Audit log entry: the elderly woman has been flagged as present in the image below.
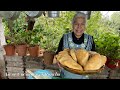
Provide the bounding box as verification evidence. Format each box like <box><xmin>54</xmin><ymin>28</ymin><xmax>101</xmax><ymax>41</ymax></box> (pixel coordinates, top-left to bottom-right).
<box><xmin>56</xmin><ymin>12</ymin><xmax>96</xmax><ymax>79</ymax></box>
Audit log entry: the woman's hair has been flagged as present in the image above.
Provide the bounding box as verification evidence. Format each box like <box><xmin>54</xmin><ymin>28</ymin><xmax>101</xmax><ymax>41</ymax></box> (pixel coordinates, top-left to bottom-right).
<box><xmin>72</xmin><ymin>12</ymin><xmax>87</xmax><ymax>25</ymax></box>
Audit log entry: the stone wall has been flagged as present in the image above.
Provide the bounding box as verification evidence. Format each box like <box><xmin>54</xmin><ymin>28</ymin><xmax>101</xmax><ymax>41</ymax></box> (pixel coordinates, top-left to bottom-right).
<box><xmin>0</xmin><ymin>55</ymin><xmax>120</xmax><ymax>79</ymax></box>
<box><xmin>3</xmin><ymin>55</ymin><xmax>44</xmax><ymax>79</ymax></box>
<box><xmin>108</xmin><ymin>68</ymin><xmax>120</xmax><ymax>79</ymax></box>
<box><xmin>89</xmin><ymin>66</ymin><xmax>110</xmax><ymax>79</ymax></box>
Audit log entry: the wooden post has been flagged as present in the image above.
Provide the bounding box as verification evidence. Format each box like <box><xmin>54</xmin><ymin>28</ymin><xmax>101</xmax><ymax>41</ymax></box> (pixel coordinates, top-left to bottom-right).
<box><xmin>26</xmin><ymin>16</ymin><xmax>35</xmax><ymax>31</ymax></box>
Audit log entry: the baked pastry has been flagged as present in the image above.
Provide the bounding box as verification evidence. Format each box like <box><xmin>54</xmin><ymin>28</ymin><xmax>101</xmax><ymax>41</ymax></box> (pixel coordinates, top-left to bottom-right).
<box><xmin>63</xmin><ymin>48</ymin><xmax>70</xmax><ymax>52</ymax></box>
<box><xmin>61</xmin><ymin>59</ymin><xmax>83</xmax><ymax>70</ymax></box>
<box><xmin>56</xmin><ymin>50</ymin><xmax>83</xmax><ymax>71</ymax></box>
<box><xmin>70</xmin><ymin>49</ymin><xmax>77</xmax><ymax>62</ymax></box>
<box><xmin>101</xmin><ymin>55</ymin><xmax>107</xmax><ymax>66</ymax></box>
<box><xmin>84</xmin><ymin>53</ymin><xmax>102</xmax><ymax>70</ymax></box>
<box><xmin>59</xmin><ymin>49</ymin><xmax>69</xmax><ymax>55</ymax></box>
<box><xmin>59</xmin><ymin>55</ymin><xmax>83</xmax><ymax>71</ymax></box>
<box><xmin>88</xmin><ymin>51</ymin><xmax>98</xmax><ymax>55</ymax></box>
<box><xmin>76</xmin><ymin>49</ymin><xmax>89</xmax><ymax>66</ymax></box>
<box><xmin>56</xmin><ymin>48</ymin><xmax>107</xmax><ymax>72</ymax></box>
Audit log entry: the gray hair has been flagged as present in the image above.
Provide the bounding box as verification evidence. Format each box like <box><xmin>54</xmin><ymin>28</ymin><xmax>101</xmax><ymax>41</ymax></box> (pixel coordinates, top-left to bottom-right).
<box><xmin>72</xmin><ymin>12</ymin><xmax>87</xmax><ymax>25</ymax></box>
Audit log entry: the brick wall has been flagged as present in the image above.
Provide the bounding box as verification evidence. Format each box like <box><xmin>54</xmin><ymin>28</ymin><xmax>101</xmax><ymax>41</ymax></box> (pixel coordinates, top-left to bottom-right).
<box><xmin>89</xmin><ymin>66</ymin><xmax>110</xmax><ymax>79</ymax></box>
<box><xmin>4</xmin><ymin>55</ymin><xmax>45</xmax><ymax>79</ymax></box>
<box><xmin>108</xmin><ymin>68</ymin><xmax>120</xmax><ymax>79</ymax></box>
<box><xmin>4</xmin><ymin>56</ymin><xmax>25</xmax><ymax>79</ymax></box>
<box><xmin>1</xmin><ymin>55</ymin><xmax>120</xmax><ymax>79</ymax></box>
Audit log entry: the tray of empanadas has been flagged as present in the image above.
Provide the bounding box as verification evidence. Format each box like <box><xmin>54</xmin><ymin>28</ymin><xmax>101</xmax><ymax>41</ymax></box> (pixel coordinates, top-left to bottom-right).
<box><xmin>55</xmin><ymin>49</ymin><xmax>107</xmax><ymax>75</ymax></box>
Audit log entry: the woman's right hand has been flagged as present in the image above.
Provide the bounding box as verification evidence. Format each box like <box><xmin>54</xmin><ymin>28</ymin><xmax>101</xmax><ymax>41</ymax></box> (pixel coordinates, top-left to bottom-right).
<box><xmin>53</xmin><ymin>55</ymin><xmax>57</xmax><ymax>64</ymax></box>
<box><xmin>53</xmin><ymin>55</ymin><xmax>63</xmax><ymax>69</ymax></box>
<box><xmin>57</xmin><ymin>62</ymin><xmax>63</xmax><ymax>69</ymax></box>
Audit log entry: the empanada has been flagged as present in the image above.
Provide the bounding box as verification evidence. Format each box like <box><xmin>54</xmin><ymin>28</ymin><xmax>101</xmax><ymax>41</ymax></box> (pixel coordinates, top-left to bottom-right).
<box><xmin>88</xmin><ymin>51</ymin><xmax>98</xmax><ymax>55</ymax></box>
<box><xmin>56</xmin><ymin>52</ymin><xmax>83</xmax><ymax>71</ymax></box>
<box><xmin>70</xmin><ymin>49</ymin><xmax>77</xmax><ymax>62</ymax></box>
<box><xmin>58</xmin><ymin>50</ymin><xmax>70</xmax><ymax>56</ymax></box>
<box><xmin>63</xmin><ymin>48</ymin><xmax>70</xmax><ymax>52</ymax></box>
<box><xmin>76</xmin><ymin>49</ymin><xmax>89</xmax><ymax>66</ymax></box>
<box><xmin>84</xmin><ymin>54</ymin><xmax>102</xmax><ymax>70</ymax></box>
<box><xmin>62</xmin><ymin>59</ymin><xmax>83</xmax><ymax>70</ymax></box>
<box><xmin>101</xmin><ymin>55</ymin><xmax>107</xmax><ymax>66</ymax></box>
<box><xmin>60</xmin><ymin>55</ymin><xmax>83</xmax><ymax>71</ymax></box>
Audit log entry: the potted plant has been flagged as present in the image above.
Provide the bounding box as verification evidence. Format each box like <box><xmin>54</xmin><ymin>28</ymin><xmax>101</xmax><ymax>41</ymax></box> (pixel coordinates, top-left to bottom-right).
<box><xmin>42</xmin><ymin>38</ymin><xmax>56</xmax><ymax>66</ymax></box>
<box><xmin>27</xmin><ymin>30</ymin><xmax>40</xmax><ymax>57</ymax></box>
<box><xmin>14</xmin><ymin>30</ymin><xmax>28</xmax><ymax>56</ymax></box>
<box><xmin>95</xmin><ymin>32</ymin><xmax>120</xmax><ymax>69</ymax></box>
<box><xmin>4</xmin><ymin>32</ymin><xmax>15</xmax><ymax>56</ymax></box>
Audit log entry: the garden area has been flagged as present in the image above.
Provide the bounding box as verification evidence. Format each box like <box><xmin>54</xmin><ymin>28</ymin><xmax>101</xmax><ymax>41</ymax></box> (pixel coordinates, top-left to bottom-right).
<box><xmin>3</xmin><ymin>11</ymin><xmax>120</xmax><ymax>59</ymax></box>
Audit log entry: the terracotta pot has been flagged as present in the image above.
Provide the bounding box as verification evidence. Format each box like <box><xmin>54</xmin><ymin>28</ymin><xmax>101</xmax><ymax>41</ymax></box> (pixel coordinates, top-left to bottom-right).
<box><xmin>43</xmin><ymin>51</ymin><xmax>55</xmax><ymax>65</ymax></box>
<box><xmin>16</xmin><ymin>44</ymin><xmax>27</xmax><ymax>56</ymax></box>
<box><xmin>4</xmin><ymin>45</ymin><xmax>15</xmax><ymax>56</ymax></box>
<box><xmin>28</xmin><ymin>45</ymin><xmax>39</xmax><ymax>57</ymax></box>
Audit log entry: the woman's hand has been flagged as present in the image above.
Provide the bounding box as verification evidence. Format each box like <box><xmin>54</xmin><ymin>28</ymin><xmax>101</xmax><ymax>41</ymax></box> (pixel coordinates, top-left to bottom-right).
<box><xmin>57</xmin><ymin>62</ymin><xmax>63</xmax><ymax>69</ymax></box>
<box><xmin>53</xmin><ymin>55</ymin><xmax>63</xmax><ymax>69</ymax></box>
<box><xmin>53</xmin><ymin>55</ymin><xmax>57</xmax><ymax>64</ymax></box>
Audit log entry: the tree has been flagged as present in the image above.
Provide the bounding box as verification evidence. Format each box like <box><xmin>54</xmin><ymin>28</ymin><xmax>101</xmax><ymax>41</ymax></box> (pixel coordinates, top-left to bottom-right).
<box><xmin>86</xmin><ymin>11</ymin><xmax>102</xmax><ymax>38</ymax></box>
<box><xmin>34</xmin><ymin>11</ymin><xmax>76</xmax><ymax>52</ymax></box>
<box><xmin>110</xmin><ymin>12</ymin><xmax>120</xmax><ymax>30</ymax></box>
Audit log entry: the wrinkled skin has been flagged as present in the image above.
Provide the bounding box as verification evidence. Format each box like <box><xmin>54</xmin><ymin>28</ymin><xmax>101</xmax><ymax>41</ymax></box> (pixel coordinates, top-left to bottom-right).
<box><xmin>73</xmin><ymin>17</ymin><xmax>86</xmax><ymax>38</ymax></box>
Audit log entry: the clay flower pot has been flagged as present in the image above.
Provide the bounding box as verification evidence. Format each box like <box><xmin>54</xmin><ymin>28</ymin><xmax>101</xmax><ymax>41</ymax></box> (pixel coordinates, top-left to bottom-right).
<box><xmin>16</xmin><ymin>44</ymin><xmax>28</xmax><ymax>56</ymax></box>
<box><xmin>4</xmin><ymin>44</ymin><xmax>15</xmax><ymax>56</ymax></box>
<box><xmin>28</xmin><ymin>45</ymin><xmax>39</xmax><ymax>57</ymax></box>
<box><xmin>43</xmin><ymin>51</ymin><xmax>55</xmax><ymax>66</ymax></box>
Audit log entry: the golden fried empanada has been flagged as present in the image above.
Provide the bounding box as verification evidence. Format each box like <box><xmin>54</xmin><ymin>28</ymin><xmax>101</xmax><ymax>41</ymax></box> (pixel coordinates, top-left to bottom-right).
<box><xmin>60</xmin><ymin>55</ymin><xmax>83</xmax><ymax>71</ymax></box>
<box><xmin>101</xmin><ymin>55</ymin><xmax>107</xmax><ymax>66</ymax></box>
<box><xmin>62</xmin><ymin>59</ymin><xmax>83</xmax><ymax>70</ymax></box>
<box><xmin>84</xmin><ymin>54</ymin><xmax>102</xmax><ymax>70</ymax></box>
<box><xmin>56</xmin><ymin>52</ymin><xmax>83</xmax><ymax>71</ymax></box>
<box><xmin>59</xmin><ymin>50</ymin><xmax>69</xmax><ymax>56</ymax></box>
<box><xmin>76</xmin><ymin>49</ymin><xmax>89</xmax><ymax>66</ymax></box>
<box><xmin>63</xmin><ymin>48</ymin><xmax>70</xmax><ymax>52</ymax></box>
<box><xmin>88</xmin><ymin>51</ymin><xmax>98</xmax><ymax>55</ymax></box>
<box><xmin>70</xmin><ymin>49</ymin><xmax>77</xmax><ymax>62</ymax></box>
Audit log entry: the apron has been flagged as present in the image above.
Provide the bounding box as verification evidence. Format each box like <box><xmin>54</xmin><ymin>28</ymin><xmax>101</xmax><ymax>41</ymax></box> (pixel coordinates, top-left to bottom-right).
<box><xmin>61</xmin><ymin>32</ymin><xmax>93</xmax><ymax>79</ymax></box>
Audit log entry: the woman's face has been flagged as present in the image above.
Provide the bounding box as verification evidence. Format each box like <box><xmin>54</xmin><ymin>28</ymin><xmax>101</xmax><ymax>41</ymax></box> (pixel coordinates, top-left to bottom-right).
<box><xmin>73</xmin><ymin>17</ymin><xmax>86</xmax><ymax>38</ymax></box>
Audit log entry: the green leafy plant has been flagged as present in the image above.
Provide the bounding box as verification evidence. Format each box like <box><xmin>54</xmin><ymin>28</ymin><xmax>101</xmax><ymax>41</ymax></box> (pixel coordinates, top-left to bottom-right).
<box><xmin>95</xmin><ymin>32</ymin><xmax>120</xmax><ymax>59</ymax></box>
<box><xmin>35</xmin><ymin>11</ymin><xmax>75</xmax><ymax>52</ymax></box>
<box><xmin>2</xmin><ymin>12</ymin><xmax>27</xmax><ymax>46</ymax></box>
<box><xmin>86</xmin><ymin>11</ymin><xmax>120</xmax><ymax>60</ymax></box>
<box><xmin>14</xmin><ymin>30</ymin><xmax>28</xmax><ymax>45</ymax></box>
<box><xmin>27</xmin><ymin>29</ymin><xmax>41</xmax><ymax>47</ymax></box>
<box><xmin>5</xmin><ymin>31</ymin><xmax>15</xmax><ymax>45</ymax></box>
<box><xmin>6</xmin><ymin>39</ymin><xmax>12</xmax><ymax>45</ymax></box>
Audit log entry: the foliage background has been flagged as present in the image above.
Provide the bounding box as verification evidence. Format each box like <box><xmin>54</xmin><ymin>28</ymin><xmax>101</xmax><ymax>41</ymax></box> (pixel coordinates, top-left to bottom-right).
<box><xmin>2</xmin><ymin>11</ymin><xmax>120</xmax><ymax>59</ymax></box>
